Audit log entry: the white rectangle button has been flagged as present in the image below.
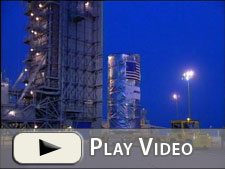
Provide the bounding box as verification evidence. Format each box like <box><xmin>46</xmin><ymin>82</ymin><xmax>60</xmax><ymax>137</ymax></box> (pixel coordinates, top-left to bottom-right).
<box><xmin>13</xmin><ymin>132</ymin><xmax>82</xmax><ymax>164</ymax></box>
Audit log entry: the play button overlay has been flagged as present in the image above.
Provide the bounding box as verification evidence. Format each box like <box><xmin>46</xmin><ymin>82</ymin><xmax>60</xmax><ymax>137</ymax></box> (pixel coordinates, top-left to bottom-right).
<box><xmin>39</xmin><ymin>139</ymin><xmax>61</xmax><ymax>156</ymax></box>
<box><xmin>13</xmin><ymin>132</ymin><xmax>82</xmax><ymax>164</ymax></box>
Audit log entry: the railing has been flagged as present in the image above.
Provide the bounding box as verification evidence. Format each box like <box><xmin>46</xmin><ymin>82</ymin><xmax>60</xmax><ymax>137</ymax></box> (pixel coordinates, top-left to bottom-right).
<box><xmin>17</xmin><ymin>56</ymin><xmax>46</xmax><ymax>104</ymax></box>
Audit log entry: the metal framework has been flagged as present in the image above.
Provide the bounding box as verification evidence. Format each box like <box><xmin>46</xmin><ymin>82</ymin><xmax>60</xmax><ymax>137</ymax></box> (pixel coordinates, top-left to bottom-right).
<box><xmin>1</xmin><ymin>1</ymin><xmax>103</xmax><ymax>128</ymax></box>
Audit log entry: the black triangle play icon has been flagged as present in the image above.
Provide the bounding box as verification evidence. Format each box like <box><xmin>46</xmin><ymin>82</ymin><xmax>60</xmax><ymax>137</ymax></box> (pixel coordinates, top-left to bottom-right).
<box><xmin>39</xmin><ymin>139</ymin><xmax>61</xmax><ymax>156</ymax></box>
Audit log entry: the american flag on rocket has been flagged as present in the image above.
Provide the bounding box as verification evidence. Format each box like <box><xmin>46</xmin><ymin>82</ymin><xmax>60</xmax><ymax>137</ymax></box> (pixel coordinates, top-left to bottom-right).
<box><xmin>126</xmin><ymin>62</ymin><xmax>141</xmax><ymax>81</ymax></box>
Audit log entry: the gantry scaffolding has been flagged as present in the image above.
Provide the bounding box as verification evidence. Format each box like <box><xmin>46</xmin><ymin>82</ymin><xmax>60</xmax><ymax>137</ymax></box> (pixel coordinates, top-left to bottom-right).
<box><xmin>1</xmin><ymin>1</ymin><xmax>103</xmax><ymax>128</ymax></box>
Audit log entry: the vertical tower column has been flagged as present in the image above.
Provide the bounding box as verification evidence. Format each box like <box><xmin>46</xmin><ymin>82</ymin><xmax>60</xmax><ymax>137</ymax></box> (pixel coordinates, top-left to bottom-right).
<box><xmin>108</xmin><ymin>54</ymin><xmax>141</xmax><ymax>128</ymax></box>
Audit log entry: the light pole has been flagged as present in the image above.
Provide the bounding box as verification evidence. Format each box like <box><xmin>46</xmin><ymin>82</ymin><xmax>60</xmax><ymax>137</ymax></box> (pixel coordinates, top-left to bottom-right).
<box><xmin>182</xmin><ymin>70</ymin><xmax>194</xmax><ymax>119</ymax></box>
<box><xmin>172</xmin><ymin>93</ymin><xmax>180</xmax><ymax>120</ymax></box>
